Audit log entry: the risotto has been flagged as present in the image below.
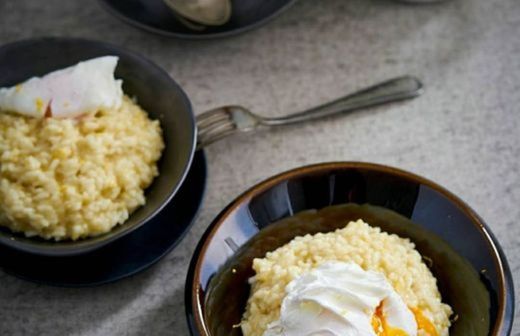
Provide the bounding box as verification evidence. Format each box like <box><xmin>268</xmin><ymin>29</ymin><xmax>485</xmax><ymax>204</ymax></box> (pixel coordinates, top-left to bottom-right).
<box><xmin>0</xmin><ymin>96</ymin><xmax>164</xmax><ymax>240</ymax></box>
<box><xmin>241</xmin><ymin>220</ymin><xmax>453</xmax><ymax>336</ymax></box>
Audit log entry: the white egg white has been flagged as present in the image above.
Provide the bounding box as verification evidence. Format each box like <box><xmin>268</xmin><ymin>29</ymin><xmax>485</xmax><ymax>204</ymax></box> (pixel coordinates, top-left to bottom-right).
<box><xmin>264</xmin><ymin>262</ymin><xmax>418</xmax><ymax>336</ymax></box>
<box><xmin>0</xmin><ymin>56</ymin><xmax>123</xmax><ymax>118</ymax></box>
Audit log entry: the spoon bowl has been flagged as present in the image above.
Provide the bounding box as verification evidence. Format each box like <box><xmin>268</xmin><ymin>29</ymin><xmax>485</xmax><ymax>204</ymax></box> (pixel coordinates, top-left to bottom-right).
<box><xmin>163</xmin><ymin>0</ymin><xmax>231</xmax><ymax>26</ymax></box>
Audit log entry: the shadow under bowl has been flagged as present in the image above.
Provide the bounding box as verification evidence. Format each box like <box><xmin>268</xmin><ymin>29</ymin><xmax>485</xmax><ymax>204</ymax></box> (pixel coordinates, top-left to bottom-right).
<box><xmin>0</xmin><ymin>37</ymin><xmax>196</xmax><ymax>256</ymax></box>
<box><xmin>187</xmin><ymin>162</ymin><xmax>514</xmax><ymax>336</ymax></box>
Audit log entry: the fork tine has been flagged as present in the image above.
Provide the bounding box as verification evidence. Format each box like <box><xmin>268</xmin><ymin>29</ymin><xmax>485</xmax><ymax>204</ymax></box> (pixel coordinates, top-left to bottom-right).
<box><xmin>196</xmin><ymin>111</ymin><xmax>230</xmax><ymax>129</ymax></box>
<box><xmin>196</xmin><ymin>107</ymin><xmax>238</xmax><ymax>149</ymax></box>
<box><xmin>197</xmin><ymin>122</ymin><xmax>236</xmax><ymax>149</ymax></box>
<box><xmin>197</xmin><ymin>116</ymin><xmax>234</xmax><ymax>136</ymax></box>
<box><xmin>197</xmin><ymin>129</ymin><xmax>236</xmax><ymax>149</ymax></box>
<box><xmin>196</xmin><ymin>107</ymin><xmax>231</xmax><ymax>122</ymax></box>
<box><xmin>198</xmin><ymin>120</ymin><xmax>236</xmax><ymax>139</ymax></box>
<box><xmin>196</xmin><ymin>105</ymin><xmax>259</xmax><ymax>149</ymax></box>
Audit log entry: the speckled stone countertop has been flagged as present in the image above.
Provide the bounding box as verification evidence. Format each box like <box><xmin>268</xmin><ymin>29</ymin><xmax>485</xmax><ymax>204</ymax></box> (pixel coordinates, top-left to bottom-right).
<box><xmin>0</xmin><ymin>0</ymin><xmax>518</xmax><ymax>335</ymax></box>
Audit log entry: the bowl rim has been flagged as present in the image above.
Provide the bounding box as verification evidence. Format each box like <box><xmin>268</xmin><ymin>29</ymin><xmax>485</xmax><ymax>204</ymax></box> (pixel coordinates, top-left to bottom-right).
<box><xmin>97</xmin><ymin>0</ymin><xmax>299</xmax><ymax>40</ymax></box>
<box><xmin>0</xmin><ymin>37</ymin><xmax>196</xmax><ymax>256</ymax></box>
<box><xmin>187</xmin><ymin>161</ymin><xmax>514</xmax><ymax>336</ymax></box>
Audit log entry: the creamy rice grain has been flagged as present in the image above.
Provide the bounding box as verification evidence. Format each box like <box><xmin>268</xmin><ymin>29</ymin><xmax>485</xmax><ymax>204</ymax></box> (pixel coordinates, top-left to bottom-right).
<box><xmin>0</xmin><ymin>96</ymin><xmax>164</xmax><ymax>240</ymax></box>
<box><xmin>241</xmin><ymin>220</ymin><xmax>452</xmax><ymax>336</ymax></box>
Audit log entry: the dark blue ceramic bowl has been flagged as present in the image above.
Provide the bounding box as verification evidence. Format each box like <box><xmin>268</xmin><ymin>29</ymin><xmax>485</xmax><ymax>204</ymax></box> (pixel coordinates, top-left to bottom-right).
<box><xmin>98</xmin><ymin>0</ymin><xmax>298</xmax><ymax>39</ymax></box>
<box><xmin>0</xmin><ymin>38</ymin><xmax>196</xmax><ymax>256</ymax></box>
<box><xmin>186</xmin><ymin>162</ymin><xmax>514</xmax><ymax>336</ymax></box>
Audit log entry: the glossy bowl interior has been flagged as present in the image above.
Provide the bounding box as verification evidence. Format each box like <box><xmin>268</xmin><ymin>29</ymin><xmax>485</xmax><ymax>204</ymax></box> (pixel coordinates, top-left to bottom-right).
<box><xmin>187</xmin><ymin>162</ymin><xmax>514</xmax><ymax>336</ymax></box>
<box><xmin>0</xmin><ymin>37</ymin><xmax>196</xmax><ymax>256</ymax></box>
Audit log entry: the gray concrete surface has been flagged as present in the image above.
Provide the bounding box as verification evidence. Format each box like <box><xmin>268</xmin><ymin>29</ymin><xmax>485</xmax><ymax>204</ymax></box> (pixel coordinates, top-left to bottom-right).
<box><xmin>0</xmin><ymin>0</ymin><xmax>518</xmax><ymax>335</ymax></box>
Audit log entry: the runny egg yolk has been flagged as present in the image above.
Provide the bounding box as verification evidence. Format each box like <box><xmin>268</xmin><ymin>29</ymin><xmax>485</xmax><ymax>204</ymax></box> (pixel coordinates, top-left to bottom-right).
<box><xmin>411</xmin><ymin>307</ymin><xmax>438</xmax><ymax>336</ymax></box>
<box><xmin>371</xmin><ymin>303</ymin><xmax>408</xmax><ymax>336</ymax></box>
<box><xmin>371</xmin><ymin>303</ymin><xmax>439</xmax><ymax>336</ymax></box>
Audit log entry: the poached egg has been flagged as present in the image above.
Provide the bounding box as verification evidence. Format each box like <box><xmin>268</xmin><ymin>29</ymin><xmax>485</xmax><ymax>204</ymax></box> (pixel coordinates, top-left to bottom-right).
<box><xmin>263</xmin><ymin>262</ymin><xmax>435</xmax><ymax>336</ymax></box>
<box><xmin>0</xmin><ymin>56</ymin><xmax>123</xmax><ymax>118</ymax></box>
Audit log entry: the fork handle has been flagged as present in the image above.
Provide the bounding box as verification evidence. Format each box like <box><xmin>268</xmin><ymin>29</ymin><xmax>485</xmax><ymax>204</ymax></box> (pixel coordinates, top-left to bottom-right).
<box><xmin>260</xmin><ymin>76</ymin><xmax>423</xmax><ymax>126</ymax></box>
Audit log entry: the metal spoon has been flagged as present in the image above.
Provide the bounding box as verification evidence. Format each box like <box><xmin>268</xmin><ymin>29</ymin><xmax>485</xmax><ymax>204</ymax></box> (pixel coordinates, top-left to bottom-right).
<box><xmin>163</xmin><ymin>0</ymin><xmax>232</xmax><ymax>26</ymax></box>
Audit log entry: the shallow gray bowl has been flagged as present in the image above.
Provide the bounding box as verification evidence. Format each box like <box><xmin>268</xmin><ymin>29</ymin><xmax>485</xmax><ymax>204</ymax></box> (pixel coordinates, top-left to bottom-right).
<box><xmin>0</xmin><ymin>37</ymin><xmax>196</xmax><ymax>256</ymax></box>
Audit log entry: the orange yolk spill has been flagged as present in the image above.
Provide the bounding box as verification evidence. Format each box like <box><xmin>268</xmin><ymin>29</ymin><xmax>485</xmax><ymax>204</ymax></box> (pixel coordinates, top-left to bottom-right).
<box><xmin>371</xmin><ymin>303</ymin><xmax>408</xmax><ymax>336</ymax></box>
<box><xmin>371</xmin><ymin>304</ymin><xmax>439</xmax><ymax>336</ymax></box>
<box><xmin>411</xmin><ymin>307</ymin><xmax>438</xmax><ymax>336</ymax></box>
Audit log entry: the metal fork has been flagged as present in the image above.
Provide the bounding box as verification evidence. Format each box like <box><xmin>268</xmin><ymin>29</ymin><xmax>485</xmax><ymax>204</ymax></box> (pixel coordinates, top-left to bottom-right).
<box><xmin>196</xmin><ymin>76</ymin><xmax>423</xmax><ymax>149</ymax></box>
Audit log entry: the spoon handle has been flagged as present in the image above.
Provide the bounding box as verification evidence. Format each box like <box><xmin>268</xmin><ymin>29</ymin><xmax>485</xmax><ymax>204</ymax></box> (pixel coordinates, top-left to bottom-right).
<box><xmin>260</xmin><ymin>76</ymin><xmax>423</xmax><ymax>126</ymax></box>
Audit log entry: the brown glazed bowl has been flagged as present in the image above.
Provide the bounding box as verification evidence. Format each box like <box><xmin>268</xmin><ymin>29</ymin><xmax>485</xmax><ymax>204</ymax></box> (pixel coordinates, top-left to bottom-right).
<box><xmin>186</xmin><ymin>162</ymin><xmax>514</xmax><ymax>336</ymax></box>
